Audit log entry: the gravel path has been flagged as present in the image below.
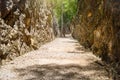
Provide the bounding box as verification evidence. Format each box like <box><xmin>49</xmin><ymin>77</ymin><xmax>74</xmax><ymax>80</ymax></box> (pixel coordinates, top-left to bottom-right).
<box><xmin>0</xmin><ymin>37</ymin><xmax>110</xmax><ymax>80</ymax></box>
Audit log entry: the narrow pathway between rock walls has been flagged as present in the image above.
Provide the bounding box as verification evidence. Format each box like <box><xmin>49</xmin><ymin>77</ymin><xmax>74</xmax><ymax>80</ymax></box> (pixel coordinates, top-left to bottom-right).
<box><xmin>0</xmin><ymin>36</ymin><xmax>110</xmax><ymax>80</ymax></box>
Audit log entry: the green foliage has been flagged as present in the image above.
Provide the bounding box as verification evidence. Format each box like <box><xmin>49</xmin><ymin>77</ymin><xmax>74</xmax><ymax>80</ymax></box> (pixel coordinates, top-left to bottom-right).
<box><xmin>50</xmin><ymin>0</ymin><xmax>77</xmax><ymax>26</ymax></box>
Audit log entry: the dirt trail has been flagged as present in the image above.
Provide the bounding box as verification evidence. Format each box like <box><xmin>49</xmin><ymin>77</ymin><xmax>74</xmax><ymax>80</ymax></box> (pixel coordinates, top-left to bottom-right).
<box><xmin>0</xmin><ymin>36</ymin><xmax>109</xmax><ymax>80</ymax></box>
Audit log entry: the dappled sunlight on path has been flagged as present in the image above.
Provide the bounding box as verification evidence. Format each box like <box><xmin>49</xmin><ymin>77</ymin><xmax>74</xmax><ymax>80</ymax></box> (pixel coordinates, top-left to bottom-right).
<box><xmin>0</xmin><ymin>36</ymin><xmax>109</xmax><ymax>80</ymax></box>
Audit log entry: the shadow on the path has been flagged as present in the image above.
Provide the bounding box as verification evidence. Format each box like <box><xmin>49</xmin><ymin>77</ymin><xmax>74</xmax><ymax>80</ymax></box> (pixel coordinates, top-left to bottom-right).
<box><xmin>14</xmin><ymin>37</ymin><xmax>108</xmax><ymax>80</ymax></box>
<box><xmin>14</xmin><ymin>62</ymin><xmax>108</xmax><ymax>80</ymax></box>
<box><xmin>67</xmin><ymin>43</ymin><xmax>88</xmax><ymax>54</ymax></box>
<box><xmin>14</xmin><ymin>64</ymin><xmax>88</xmax><ymax>80</ymax></box>
<box><xmin>63</xmin><ymin>40</ymin><xmax>78</xmax><ymax>43</ymax></box>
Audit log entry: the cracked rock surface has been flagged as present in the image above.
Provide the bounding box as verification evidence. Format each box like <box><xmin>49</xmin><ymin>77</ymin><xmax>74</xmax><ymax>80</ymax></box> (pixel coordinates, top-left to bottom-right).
<box><xmin>0</xmin><ymin>0</ymin><xmax>56</xmax><ymax>64</ymax></box>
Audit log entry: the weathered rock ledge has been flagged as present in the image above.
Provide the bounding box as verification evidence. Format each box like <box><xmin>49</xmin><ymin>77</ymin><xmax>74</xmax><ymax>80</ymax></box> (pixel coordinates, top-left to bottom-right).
<box><xmin>0</xmin><ymin>0</ymin><xmax>55</xmax><ymax>64</ymax></box>
<box><xmin>71</xmin><ymin>0</ymin><xmax>120</xmax><ymax>77</ymax></box>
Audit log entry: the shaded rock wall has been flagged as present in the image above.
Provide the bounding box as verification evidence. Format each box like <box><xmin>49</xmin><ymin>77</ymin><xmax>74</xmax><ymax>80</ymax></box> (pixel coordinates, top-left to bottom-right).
<box><xmin>72</xmin><ymin>0</ymin><xmax>120</xmax><ymax>63</ymax></box>
<box><xmin>0</xmin><ymin>0</ymin><xmax>55</xmax><ymax>64</ymax></box>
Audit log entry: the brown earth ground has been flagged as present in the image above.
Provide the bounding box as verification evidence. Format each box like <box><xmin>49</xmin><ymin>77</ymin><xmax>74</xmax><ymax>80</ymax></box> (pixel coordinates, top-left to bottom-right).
<box><xmin>0</xmin><ymin>35</ymin><xmax>110</xmax><ymax>80</ymax></box>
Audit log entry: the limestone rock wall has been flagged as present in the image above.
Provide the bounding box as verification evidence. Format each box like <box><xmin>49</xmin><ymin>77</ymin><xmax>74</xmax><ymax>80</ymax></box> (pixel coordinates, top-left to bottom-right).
<box><xmin>0</xmin><ymin>0</ymin><xmax>55</xmax><ymax>64</ymax></box>
<box><xmin>72</xmin><ymin>0</ymin><xmax>120</xmax><ymax>63</ymax></box>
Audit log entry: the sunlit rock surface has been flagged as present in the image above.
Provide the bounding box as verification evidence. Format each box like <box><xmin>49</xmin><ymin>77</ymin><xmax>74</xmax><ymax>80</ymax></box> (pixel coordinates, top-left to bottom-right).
<box><xmin>0</xmin><ymin>0</ymin><xmax>56</xmax><ymax>64</ymax></box>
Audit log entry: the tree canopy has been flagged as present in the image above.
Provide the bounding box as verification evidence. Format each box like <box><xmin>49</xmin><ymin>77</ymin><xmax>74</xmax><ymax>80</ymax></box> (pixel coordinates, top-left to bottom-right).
<box><xmin>49</xmin><ymin>0</ymin><xmax>77</xmax><ymax>26</ymax></box>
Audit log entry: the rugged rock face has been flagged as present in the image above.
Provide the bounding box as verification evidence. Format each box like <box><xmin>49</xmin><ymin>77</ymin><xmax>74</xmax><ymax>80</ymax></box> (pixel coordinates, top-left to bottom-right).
<box><xmin>72</xmin><ymin>0</ymin><xmax>120</xmax><ymax>63</ymax></box>
<box><xmin>0</xmin><ymin>0</ymin><xmax>55</xmax><ymax>64</ymax></box>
